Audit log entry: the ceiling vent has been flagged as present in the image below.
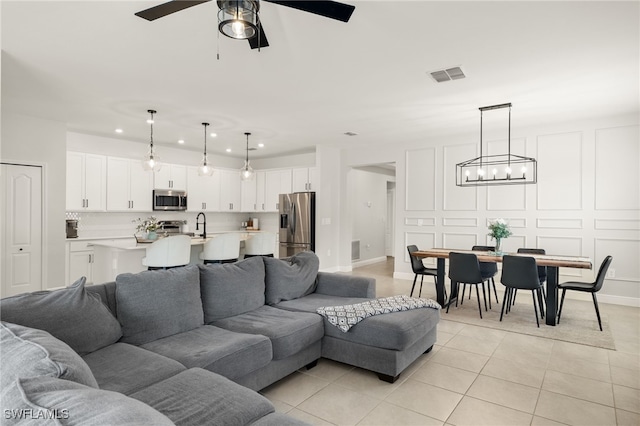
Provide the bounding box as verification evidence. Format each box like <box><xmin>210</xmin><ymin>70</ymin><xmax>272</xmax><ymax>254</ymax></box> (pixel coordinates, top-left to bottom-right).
<box><xmin>429</xmin><ymin>67</ymin><xmax>466</xmax><ymax>83</ymax></box>
<box><xmin>344</xmin><ymin>131</ymin><xmax>358</xmax><ymax>136</ymax></box>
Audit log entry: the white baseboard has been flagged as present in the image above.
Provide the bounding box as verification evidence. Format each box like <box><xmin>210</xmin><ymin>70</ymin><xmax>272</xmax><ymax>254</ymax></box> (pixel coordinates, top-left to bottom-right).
<box><xmin>351</xmin><ymin>256</ymin><xmax>387</xmax><ymax>269</ymax></box>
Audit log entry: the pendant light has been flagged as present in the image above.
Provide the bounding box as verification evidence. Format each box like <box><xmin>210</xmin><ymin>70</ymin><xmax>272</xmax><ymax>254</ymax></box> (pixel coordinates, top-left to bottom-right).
<box><xmin>198</xmin><ymin>122</ymin><xmax>215</xmax><ymax>176</ymax></box>
<box><xmin>142</xmin><ymin>109</ymin><xmax>161</xmax><ymax>172</ymax></box>
<box><xmin>218</xmin><ymin>0</ymin><xmax>259</xmax><ymax>40</ymax></box>
<box><xmin>240</xmin><ymin>132</ymin><xmax>255</xmax><ymax>181</ymax></box>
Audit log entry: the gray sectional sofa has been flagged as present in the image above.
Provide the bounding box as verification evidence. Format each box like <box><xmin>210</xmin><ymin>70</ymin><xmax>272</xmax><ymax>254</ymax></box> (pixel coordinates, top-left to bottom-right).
<box><xmin>1</xmin><ymin>252</ymin><xmax>440</xmax><ymax>425</ymax></box>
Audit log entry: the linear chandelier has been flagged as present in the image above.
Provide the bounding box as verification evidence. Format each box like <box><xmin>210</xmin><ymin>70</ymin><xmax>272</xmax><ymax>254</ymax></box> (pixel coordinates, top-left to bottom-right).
<box><xmin>456</xmin><ymin>103</ymin><xmax>537</xmax><ymax>187</ymax></box>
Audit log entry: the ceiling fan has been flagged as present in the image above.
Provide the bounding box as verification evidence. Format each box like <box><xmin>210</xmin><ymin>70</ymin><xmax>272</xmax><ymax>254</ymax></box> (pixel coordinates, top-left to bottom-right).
<box><xmin>135</xmin><ymin>0</ymin><xmax>355</xmax><ymax>49</ymax></box>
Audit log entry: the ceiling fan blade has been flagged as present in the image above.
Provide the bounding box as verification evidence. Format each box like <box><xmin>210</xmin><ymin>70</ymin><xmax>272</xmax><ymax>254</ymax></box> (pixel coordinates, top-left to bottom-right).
<box><xmin>135</xmin><ymin>0</ymin><xmax>211</xmax><ymax>21</ymax></box>
<box><xmin>265</xmin><ymin>0</ymin><xmax>355</xmax><ymax>22</ymax></box>
<box><xmin>248</xmin><ymin>21</ymin><xmax>270</xmax><ymax>49</ymax></box>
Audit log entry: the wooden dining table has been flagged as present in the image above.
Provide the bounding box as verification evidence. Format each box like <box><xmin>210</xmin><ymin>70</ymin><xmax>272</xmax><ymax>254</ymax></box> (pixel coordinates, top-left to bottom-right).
<box><xmin>412</xmin><ymin>248</ymin><xmax>593</xmax><ymax>326</ymax></box>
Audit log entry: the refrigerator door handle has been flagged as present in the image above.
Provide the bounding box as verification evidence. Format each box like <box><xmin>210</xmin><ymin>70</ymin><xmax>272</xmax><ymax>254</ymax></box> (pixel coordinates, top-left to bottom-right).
<box><xmin>291</xmin><ymin>203</ymin><xmax>297</xmax><ymax>237</ymax></box>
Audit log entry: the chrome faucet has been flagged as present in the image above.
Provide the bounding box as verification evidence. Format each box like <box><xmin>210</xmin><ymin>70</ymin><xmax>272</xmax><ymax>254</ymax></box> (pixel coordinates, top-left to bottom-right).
<box><xmin>195</xmin><ymin>212</ymin><xmax>207</xmax><ymax>239</ymax></box>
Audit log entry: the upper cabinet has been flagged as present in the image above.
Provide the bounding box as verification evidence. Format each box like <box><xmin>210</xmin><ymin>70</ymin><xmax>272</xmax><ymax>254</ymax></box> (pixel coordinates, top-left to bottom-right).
<box><xmin>219</xmin><ymin>169</ymin><xmax>241</xmax><ymax>211</ymax></box>
<box><xmin>106</xmin><ymin>157</ymin><xmax>153</xmax><ymax>211</ymax></box>
<box><xmin>264</xmin><ymin>169</ymin><xmax>292</xmax><ymax>211</ymax></box>
<box><xmin>66</xmin><ymin>152</ymin><xmax>106</xmax><ymax>211</ymax></box>
<box><xmin>292</xmin><ymin>167</ymin><xmax>318</xmax><ymax>192</ymax></box>
<box><xmin>187</xmin><ymin>166</ymin><xmax>221</xmax><ymax>212</ymax></box>
<box><xmin>241</xmin><ymin>176</ymin><xmax>258</xmax><ymax>212</ymax></box>
<box><xmin>154</xmin><ymin>164</ymin><xmax>187</xmax><ymax>190</ymax></box>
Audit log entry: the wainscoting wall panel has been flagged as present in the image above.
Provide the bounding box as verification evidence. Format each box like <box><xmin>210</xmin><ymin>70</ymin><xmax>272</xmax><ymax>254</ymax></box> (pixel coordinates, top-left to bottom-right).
<box><xmin>405</xmin><ymin>148</ymin><xmax>436</xmax><ymax>211</ymax></box>
<box><xmin>536</xmin><ymin>132</ymin><xmax>582</xmax><ymax>210</ymax></box>
<box><xmin>404</xmin><ymin>232</ymin><xmax>436</xmax><ymax>266</ymax></box>
<box><xmin>538</xmin><ymin>236</ymin><xmax>584</xmax><ymax>277</ymax></box>
<box><xmin>594</xmin><ymin>219</ymin><xmax>640</xmax><ymax>230</ymax></box>
<box><xmin>405</xmin><ymin>217</ymin><xmax>436</xmax><ymax>226</ymax></box>
<box><xmin>594</xmin><ymin>238</ymin><xmax>640</xmax><ymax>283</ymax></box>
<box><xmin>595</xmin><ymin>125</ymin><xmax>640</xmax><ymax>211</ymax></box>
<box><xmin>442</xmin><ymin>217</ymin><xmax>478</xmax><ymax>227</ymax></box>
<box><xmin>443</xmin><ymin>144</ymin><xmax>478</xmax><ymax>211</ymax></box>
<box><xmin>443</xmin><ymin>233</ymin><xmax>477</xmax><ymax>251</ymax></box>
<box><xmin>537</xmin><ymin>219</ymin><xmax>583</xmax><ymax>229</ymax></box>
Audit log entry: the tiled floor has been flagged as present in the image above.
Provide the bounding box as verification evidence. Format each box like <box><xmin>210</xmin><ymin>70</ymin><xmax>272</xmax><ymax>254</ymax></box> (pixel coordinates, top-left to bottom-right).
<box><xmin>260</xmin><ymin>257</ymin><xmax>640</xmax><ymax>425</ymax></box>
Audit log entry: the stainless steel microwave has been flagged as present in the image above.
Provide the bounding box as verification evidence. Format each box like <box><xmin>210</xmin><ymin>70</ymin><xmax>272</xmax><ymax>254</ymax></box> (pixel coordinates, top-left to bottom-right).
<box><xmin>153</xmin><ymin>189</ymin><xmax>187</xmax><ymax>211</ymax></box>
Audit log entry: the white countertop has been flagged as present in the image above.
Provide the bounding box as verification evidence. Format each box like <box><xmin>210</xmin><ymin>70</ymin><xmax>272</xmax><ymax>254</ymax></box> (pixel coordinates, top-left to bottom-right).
<box><xmin>90</xmin><ymin>232</ymin><xmax>255</xmax><ymax>250</ymax></box>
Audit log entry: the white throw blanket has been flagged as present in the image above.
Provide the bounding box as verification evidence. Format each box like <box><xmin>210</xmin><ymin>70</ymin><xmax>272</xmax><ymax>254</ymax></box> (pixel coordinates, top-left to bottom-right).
<box><xmin>316</xmin><ymin>295</ymin><xmax>441</xmax><ymax>332</ymax></box>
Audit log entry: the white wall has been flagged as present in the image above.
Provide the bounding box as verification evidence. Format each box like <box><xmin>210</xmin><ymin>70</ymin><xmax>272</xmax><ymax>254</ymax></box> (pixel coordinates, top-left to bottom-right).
<box><xmin>350</xmin><ymin>168</ymin><xmax>388</xmax><ymax>265</ymax></box>
<box><xmin>1</xmin><ymin>112</ymin><xmax>67</xmax><ymax>289</ymax></box>
<box><xmin>339</xmin><ymin>113</ymin><xmax>640</xmax><ymax>306</ymax></box>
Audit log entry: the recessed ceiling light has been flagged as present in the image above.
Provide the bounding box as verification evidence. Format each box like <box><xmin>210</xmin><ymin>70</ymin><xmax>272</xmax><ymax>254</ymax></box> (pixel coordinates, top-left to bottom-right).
<box><xmin>210</xmin><ymin>133</ymin><xmax>217</xmax><ymax>138</ymax></box>
<box><xmin>226</xmin><ymin>148</ymin><xmax>232</xmax><ymax>153</ymax></box>
<box><xmin>344</xmin><ymin>131</ymin><xmax>358</xmax><ymax>136</ymax></box>
<box><xmin>258</xmin><ymin>143</ymin><xmax>264</xmax><ymax>148</ymax></box>
<box><xmin>115</xmin><ymin>128</ymin><xmax>123</xmax><ymax>133</ymax></box>
<box><xmin>178</xmin><ymin>139</ymin><xmax>185</xmax><ymax>144</ymax></box>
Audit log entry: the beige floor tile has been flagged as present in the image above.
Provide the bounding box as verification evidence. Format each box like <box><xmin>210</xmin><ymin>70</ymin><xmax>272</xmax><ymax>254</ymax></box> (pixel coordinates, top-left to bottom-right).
<box><xmin>429</xmin><ymin>346</ymin><xmax>489</xmax><ymax>373</ymax></box>
<box><xmin>609</xmin><ymin>351</ymin><xmax>640</xmax><ymax>372</ymax></box>
<box><xmin>334</xmin><ymin>368</ymin><xmax>404</xmax><ymax>400</ymax></box>
<box><xmin>267</xmin><ymin>398</ymin><xmax>294</xmax><ymax>413</ymax></box>
<box><xmin>410</xmin><ymin>361</ymin><xmax>478</xmax><ymax>394</ymax></box>
<box><xmin>492</xmin><ymin>333</ymin><xmax>553</xmax><ymax>369</ymax></box>
<box><xmin>530</xmin><ymin>416</ymin><xmax>569</xmax><ymax>426</ymax></box>
<box><xmin>481</xmin><ymin>356</ymin><xmax>546</xmax><ymax>388</ymax></box>
<box><xmin>444</xmin><ymin>332</ymin><xmax>501</xmax><ymax>357</ymax></box>
<box><xmin>300</xmin><ymin>358</ymin><xmax>355</xmax><ymax>382</ymax></box>
<box><xmin>542</xmin><ymin>370</ymin><xmax>614</xmax><ymax>406</ymax></box>
<box><xmin>616</xmin><ymin>408</ymin><xmax>640</xmax><ymax>426</ymax></box>
<box><xmin>457</xmin><ymin>323</ymin><xmax>507</xmax><ymax>341</ymax></box>
<box><xmin>446</xmin><ymin>396</ymin><xmax>533</xmax><ymax>425</ymax></box>
<box><xmin>466</xmin><ymin>374</ymin><xmax>539</xmax><ymax>413</ymax></box>
<box><xmin>535</xmin><ymin>390</ymin><xmax>616</xmax><ymax>425</ymax></box>
<box><xmin>297</xmin><ymin>384</ymin><xmax>381</xmax><ymax>426</ymax></box>
<box><xmin>613</xmin><ymin>384</ymin><xmax>640</xmax><ymax>414</ymax></box>
<box><xmin>611</xmin><ymin>365</ymin><xmax>640</xmax><ymax>390</ymax></box>
<box><xmin>437</xmin><ymin>319</ymin><xmax>466</xmax><ymax>335</ymax></box>
<box><xmin>261</xmin><ymin>372</ymin><xmax>330</xmax><ymax>406</ymax></box>
<box><xmin>385</xmin><ymin>379</ymin><xmax>463</xmax><ymax>421</ymax></box>
<box><xmin>356</xmin><ymin>401</ymin><xmax>443</xmax><ymax>426</ymax></box>
<box><xmin>286</xmin><ymin>408</ymin><xmax>337</xmax><ymax>425</ymax></box>
<box><xmin>436</xmin><ymin>330</ymin><xmax>455</xmax><ymax>345</ymax></box>
<box><xmin>547</xmin><ymin>356</ymin><xmax>611</xmax><ymax>383</ymax></box>
<box><xmin>551</xmin><ymin>340</ymin><xmax>610</xmax><ymax>366</ymax></box>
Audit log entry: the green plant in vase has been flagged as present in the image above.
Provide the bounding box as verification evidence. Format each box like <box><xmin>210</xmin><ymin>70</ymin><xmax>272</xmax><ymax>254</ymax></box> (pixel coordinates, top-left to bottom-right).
<box><xmin>133</xmin><ymin>216</ymin><xmax>159</xmax><ymax>241</ymax></box>
<box><xmin>487</xmin><ymin>218</ymin><xmax>512</xmax><ymax>254</ymax></box>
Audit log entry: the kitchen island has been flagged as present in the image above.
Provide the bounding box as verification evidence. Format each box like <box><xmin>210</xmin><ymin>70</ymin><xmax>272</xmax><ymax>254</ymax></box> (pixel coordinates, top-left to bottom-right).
<box><xmin>90</xmin><ymin>232</ymin><xmax>254</xmax><ymax>283</ymax></box>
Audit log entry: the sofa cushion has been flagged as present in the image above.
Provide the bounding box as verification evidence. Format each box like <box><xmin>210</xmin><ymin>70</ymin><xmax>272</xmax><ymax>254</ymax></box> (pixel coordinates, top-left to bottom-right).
<box><xmin>0</xmin><ymin>277</ymin><xmax>122</xmax><ymax>355</ymax></box>
<box><xmin>212</xmin><ymin>305</ymin><xmax>323</xmax><ymax>360</ymax></box>
<box><xmin>116</xmin><ymin>265</ymin><xmax>204</xmax><ymax>345</ymax></box>
<box><xmin>131</xmin><ymin>368</ymin><xmax>275</xmax><ymax>426</ymax></box>
<box><xmin>3</xmin><ymin>376</ymin><xmax>173</xmax><ymax>425</ymax></box>
<box><xmin>264</xmin><ymin>251</ymin><xmax>320</xmax><ymax>305</ymax></box>
<box><xmin>82</xmin><ymin>342</ymin><xmax>186</xmax><ymax>395</ymax></box>
<box><xmin>0</xmin><ymin>322</ymin><xmax>98</xmax><ymax>389</ymax></box>
<box><xmin>140</xmin><ymin>325</ymin><xmax>272</xmax><ymax>380</ymax></box>
<box><xmin>199</xmin><ymin>256</ymin><xmax>265</xmax><ymax>322</ymax></box>
<box><xmin>276</xmin><ymin>294</ymin><xmax>441</xmax><ymax>351</ymax></box>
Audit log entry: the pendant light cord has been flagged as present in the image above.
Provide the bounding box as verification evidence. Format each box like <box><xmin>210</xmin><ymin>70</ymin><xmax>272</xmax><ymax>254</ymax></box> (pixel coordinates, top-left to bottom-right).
<box><xmin>148</xmin><ymin>109</ymin><xmax>156</xmax><ymax>157</ymax></box>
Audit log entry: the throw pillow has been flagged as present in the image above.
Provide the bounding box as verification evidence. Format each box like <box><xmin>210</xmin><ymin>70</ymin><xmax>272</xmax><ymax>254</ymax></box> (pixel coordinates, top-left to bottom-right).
<box><xmin>0</xmin><ymin>277</ymin><xmax>123</xmax><ymax>355</ymax></box>
<box><xmin>264</xmin><ymin>251</ymin><xmax>320</xmax><ymax>305</ymax></box>
<box><xmin>2</xmin><ymin>376</ymin><xmax>173</xmax><ymax>425</ymax></box>
<box><xmin>199</xmin><ymin>256</ymin><xmax>266</xmax><ymax>322</ymax></box>
<box><xmin>116</xmin><ymin>265</ymin><xmax>204</xmax><ymax>345</ymax></box>
<box><xmin>0</xmin><ymin>322</ymin><xmax>98</xmax><ymax>389</ymax></box>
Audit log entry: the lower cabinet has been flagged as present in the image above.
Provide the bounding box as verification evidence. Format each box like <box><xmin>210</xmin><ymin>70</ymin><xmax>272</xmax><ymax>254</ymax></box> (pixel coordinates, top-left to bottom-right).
<box><xmin>66</xmin><ymin>241</ymin><xmax>95</xmax><ymax>284</ymax></box>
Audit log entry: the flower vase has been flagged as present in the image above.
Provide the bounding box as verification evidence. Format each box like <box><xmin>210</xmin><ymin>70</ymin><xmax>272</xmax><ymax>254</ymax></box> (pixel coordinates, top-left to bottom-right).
<box><xmin>146</xmin><ymin>231</ymin><xmax>158</xmax><ymax>241</ymax></box>
<box><xmin>494</xmin><ymin>238</ymin><xmax>502</xmax><ymax>254</ymax></box>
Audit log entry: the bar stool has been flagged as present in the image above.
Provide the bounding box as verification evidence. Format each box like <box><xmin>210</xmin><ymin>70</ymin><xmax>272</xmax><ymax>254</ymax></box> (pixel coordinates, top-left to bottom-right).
<box><xmin>244</xmin><ymin>233</ymin><xmax>277</xmax><ymax>258</ymax></box>
<box><xmin>142</xmin><ymin>235</ymin><xmax>191</xmax><ymax>270</ymax></box>
<box><xmin>200</xmin><ymin>233</ymin><xmax>241</xmax><ymax>264</ymax></box>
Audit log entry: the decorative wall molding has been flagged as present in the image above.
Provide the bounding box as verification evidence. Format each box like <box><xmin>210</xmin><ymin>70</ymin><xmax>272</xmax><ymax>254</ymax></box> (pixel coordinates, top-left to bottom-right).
<box><xmin>443</xmin><ymin>144</ymin><xmax>478</xmax><ymax>211</ymax></box>
<box><xmin>405</xmin><ymin>148</ymin><xmax>436</xmax><ymax>211</ymax></box>
<box><xmin>537</xmin><ymin>218</ymin><xmax>583</xmax><ymax>229</ymax></box>
<box><xmin>405</xmin><ymin>217</ymin><xmax>436</xmax><ymax>226</ymax></box>
<box><xmin>594</xmin><ymin>237</ymin><xmax>640</xmax><ymax>283</ymax></box>
<box><xmin>442</xmin><ymin>217</ymin><xmax>478</xmax><ymax>227</ymax></box>
<box><xmin>594</xmin><ymin>219</ymin><xmax>640</xmax><ymax>231</ymax></box>
<box><xmin>536</xmin><ymin>132</ymin><xmax>583</xmax><ymax>210</ymax></box>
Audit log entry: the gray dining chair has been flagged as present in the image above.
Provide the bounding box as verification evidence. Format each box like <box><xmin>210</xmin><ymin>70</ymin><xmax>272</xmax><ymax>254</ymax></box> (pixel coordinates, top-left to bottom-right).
<box><xmin>500</xmin><ymin>255</ymin><xmax>545</xmax><ymax>327</ymax></box>
<box><xmin>557</xmin><ymin>255</ymin><xmax>613</xmax><ymax>331</ymax></box>
<box><xmin>447</xmin><ymin>252</ymin><xmax>487</xmax><ymax>318</ymax></box>
<box><xmin>472</xmin><ymin>245</ymin><xmax>499</xmax><ymax>307</ymax></box>
<box><xmin>515</xmin><ymin>248</ymin><xmax>548</xmax><ymax>309</ymax></box>
<box><xmin>407</xmin><ymin>245</ymin><xmax>440</xmax><ymax>298</ymax></box>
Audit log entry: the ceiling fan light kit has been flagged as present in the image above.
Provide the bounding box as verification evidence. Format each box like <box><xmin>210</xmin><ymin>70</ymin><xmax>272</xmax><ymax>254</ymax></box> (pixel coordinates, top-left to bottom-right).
<box><xmin>456</xmin><ymin>103</ymin><xmax>537</xmax><ymax>187</ymax></box>
<box><xmin>142</xmin><ymin>109</ymin><xmax>162</xmax><ymax>172</ymax></box>
<box><xmin>218</xmin><ymin>0</ymin><xmax>259</xmax><ymax>40</ymax></box>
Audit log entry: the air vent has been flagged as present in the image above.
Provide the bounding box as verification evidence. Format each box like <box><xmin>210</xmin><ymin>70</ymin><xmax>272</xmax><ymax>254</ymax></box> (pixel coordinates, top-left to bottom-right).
<box><xmin>344</xmin><ymin>131</ymin><xmax>358</xmax><ymax>136</ymax></box>
<box><xmin>351</xmin><ymin>240</ymin><xmax>360</xmax><ymax>261</ymax></box>
<box><xmin>429</xmin><ymin>66</ymin><xmax>466</xmax><ymax>83</ymax></box>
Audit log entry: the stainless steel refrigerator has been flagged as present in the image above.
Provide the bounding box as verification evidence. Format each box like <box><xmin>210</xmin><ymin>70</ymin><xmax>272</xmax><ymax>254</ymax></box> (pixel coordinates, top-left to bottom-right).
<box><xmin>279</xmin><ymin>192</ymin><xmax>315</xmax><ymax>257</ymax></box>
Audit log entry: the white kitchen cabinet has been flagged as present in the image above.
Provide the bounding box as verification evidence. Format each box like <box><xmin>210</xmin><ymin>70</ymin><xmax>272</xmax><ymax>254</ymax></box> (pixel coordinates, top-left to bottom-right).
<box><xmin>66</xmin><ymin>152</ymin><xmax>107</xmax><ymax>211</ymax></box>
<box><xmin>241</xmin><ymin>177</ymin><xmax>258</xmax><ymax>212</ymax></box>
<box><xmin>154</xmin><ymin>164</ymin><xmax>187</xmax><ymax>190</ymax></box>
<box><xmin>187</xmin><ymin>166</ymin><xmax>221</xmax><ymax>212</ymax></box>
<box><xmin>265</xmin><ymin>169</ymin><xmax>292</xmax><ymax>212</ymax></box>
<box><xmin>219</xmin><ymin>169</ymin><xmax>241</xmax><ymax>211</ymax></box>
<box><xmin>106</xmin><ymin>157</ymin><xmax>153</xmax><ymax>211</ymax></box>
<box><xmin>255</xmin><ymin>171</ymin><xmax>266</xmax><ymax>212</ymax></box>
<box><xmin>292</xmin><ymin>167</ymin><xmax>318</xmax><ymax>192</ymax></box>
<box><xmin>66</xmin><ymin>240</ymin><xmax>95</xmax><ymax>284</ymax></box>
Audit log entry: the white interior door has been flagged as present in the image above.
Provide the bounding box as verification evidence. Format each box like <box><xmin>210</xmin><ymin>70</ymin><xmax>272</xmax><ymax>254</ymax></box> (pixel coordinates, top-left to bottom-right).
<box><xmin>385</xmin><ymin>187</ymin><xmax>395</xmax><ymax>257</ymax></box>
<box><xmin>1</xmin><ymin>164</ymin><xmax>43</xmax><ymax>297</ymax></box>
